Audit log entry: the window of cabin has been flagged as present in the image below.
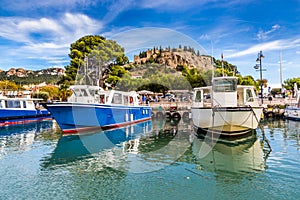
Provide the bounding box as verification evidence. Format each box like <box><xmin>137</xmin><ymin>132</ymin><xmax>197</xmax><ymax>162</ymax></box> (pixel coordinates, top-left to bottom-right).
<box><xmin>0</xmin><ymin>100</ymin><xmax>2</xmax><ymax>108</ymax></box>
<box><xmin>5</xmin><ymin>100</ymin><xmax>21</xmax><ymax>108</ymax></box>
<box><xmin>73</xmin><ymin>89</ymin><xmax>81</xmax><ymax>97</ymax></box>
<box><xmin>81</xmin><ymin>89</ymin><xmax>88</xmax><ymax>96</ymax></box>
<box><xmin>112</xmin><ymin>93</ymin><xmax>122</xmax><ymax>104</ymax></box>
<box><xmin>23</xmin><ymin>101</ymin><xmax>27</xmax><ymax>108</ymax></box>
<box><xmin>195</xmin><ymin>91</ymin><xmax>202</xmax><ymax>102</ymax></box>
<box><xmin>246</xmin><ymin>89</ymin><xmax>254</xmax><ymax>102</ymax></box>
<box><xmin>89</xmin><ymin>89</ymin><xmax>96</xmax><ymax>96</ymax></box>
<box><xmin>124</xmin><ymin>95</ymin><xmax>129</xmax><ymax>105</ymax></box>
<box><xmin>213</xmin><ymin>79</ymin><xmax>237</xmax><ymax>92</ymax></box>
<box><xmin>99</xmin><ymin>94</ymin><xmax>105</xmax><ymax>104</ymax></box>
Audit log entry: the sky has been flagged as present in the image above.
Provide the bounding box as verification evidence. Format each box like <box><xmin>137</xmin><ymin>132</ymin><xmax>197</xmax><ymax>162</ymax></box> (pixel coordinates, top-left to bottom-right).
<box><xmin>1</xmin><ymin>0</ymin><xmax>300</xmax><ymax>87</ymax></box>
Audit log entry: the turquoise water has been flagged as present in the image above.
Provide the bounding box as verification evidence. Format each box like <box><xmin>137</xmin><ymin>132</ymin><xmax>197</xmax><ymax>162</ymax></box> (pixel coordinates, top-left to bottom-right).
<box><xmin>0</xmin><ymin>119</ymin><xmax>299</xmax><ymax>200</ymax></box>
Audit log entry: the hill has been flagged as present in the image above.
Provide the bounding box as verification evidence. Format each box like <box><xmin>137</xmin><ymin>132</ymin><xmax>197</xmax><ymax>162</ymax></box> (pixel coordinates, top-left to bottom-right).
<box><xmin>0</xmin><ymin>67</ymin><xmax>65</xmax><ymax>85</ymax></box>
<box><xmin>133</xmin><ymin>47</ymin><xmax>212</xmax><ymax>70</ymax></box>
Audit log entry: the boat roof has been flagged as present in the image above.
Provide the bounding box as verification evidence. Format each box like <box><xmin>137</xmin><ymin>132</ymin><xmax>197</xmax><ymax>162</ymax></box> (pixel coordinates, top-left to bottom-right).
<box><xmin>0</xmin><ymin>97</ymin><xmax>43</xmax><ymax>101</ymax></box>
<box><xmin>194</xmin><ymin>85</ymin><xmax>255</xmax><ymax>91</ymax></box>
<box><xmin>70</xmin><ymin>85</ymin><xmax>104</xmax><ymax>91</ymax></box>
<box><xmin>212</xmin><ymin>76</ymin><xmax>238</xmax><ymax>80</ymax></box>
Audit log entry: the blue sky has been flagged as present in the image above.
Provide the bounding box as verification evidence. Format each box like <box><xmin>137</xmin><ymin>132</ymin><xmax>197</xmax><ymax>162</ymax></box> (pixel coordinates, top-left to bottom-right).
<box><xmin>1</xmin><ymin>0</ymin><xmax>300</xmax><ymax>87</ymax></box>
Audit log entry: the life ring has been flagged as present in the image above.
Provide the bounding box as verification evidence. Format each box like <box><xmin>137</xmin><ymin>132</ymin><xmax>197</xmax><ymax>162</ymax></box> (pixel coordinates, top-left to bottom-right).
<box><xmin>172</xmin><ymin>112</ymin><xmax>181</xmax><ymax>119</ymax></box>
<box><xmin>165</xmin><ymin>112</ymin><xmax>172</xmax><ymax>119</ymax></box>
<box><xmin>182</xmin><ymin>112</ymin><xmax>190</xmax><ymax>121</ymax></box>
<box><xmin>156</xmin><ymin>112</ymin><xmax>164</xmax><ymax>119</ymax></box>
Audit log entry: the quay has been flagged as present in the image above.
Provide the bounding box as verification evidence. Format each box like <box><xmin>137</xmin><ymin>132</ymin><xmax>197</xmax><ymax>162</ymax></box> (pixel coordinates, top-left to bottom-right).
<box><xmin>149</xmin><ymin>101</ymin><xmax>191</xmax><ymax>122</ymax></box>
<box><xmin>147</xmin><ymin>97</ymin><xmax>296</xmax><ymax>120</ymax></box>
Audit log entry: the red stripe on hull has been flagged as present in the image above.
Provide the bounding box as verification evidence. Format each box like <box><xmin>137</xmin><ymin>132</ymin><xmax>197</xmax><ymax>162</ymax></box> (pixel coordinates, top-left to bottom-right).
<box><xmin>0</xmin><ymin>117</ymin><xmax>53</xmax><ymax>126</ymax></box>
<box><xmin>62</xmin><ymin>117</ymin><xmax>152</xmax><ymax>135</ymax></box>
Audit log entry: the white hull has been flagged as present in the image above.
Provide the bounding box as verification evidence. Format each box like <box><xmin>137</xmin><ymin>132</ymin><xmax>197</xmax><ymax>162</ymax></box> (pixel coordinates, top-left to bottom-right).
<box><xmin>191</xmin><ymin>107</ymin><xmax>263</xmax><ymax>135</ymax></box>
<box><xmin>284</xmin><ymin>107</ymin><xmax>300</xmax><ymax>120</ymax></box>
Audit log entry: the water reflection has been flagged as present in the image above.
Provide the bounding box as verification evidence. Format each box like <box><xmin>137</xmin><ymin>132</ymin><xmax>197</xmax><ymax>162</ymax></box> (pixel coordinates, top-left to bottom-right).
<box><xmin>261</xmin><ymin>119</ymin><xmax>300</xmax><ymax>150</ymax></box>
<box><xmin>191</xmin><ymin>132</ymin><xmax>266</xmax><ymax>175</ymax></box>
<box><xmin>42</xmin><ymin>119</ymin><xmax>192</xmax><ymax>173</ymax></box>
<box><xmin>43</xmin><ymin>120</ymin><xmax>153</xmax><ymax>166</ymax></box>
<box><xmin>0</xmin><ymin>119</ymin><xmax>57</xmax><ymax>159</ymax></box>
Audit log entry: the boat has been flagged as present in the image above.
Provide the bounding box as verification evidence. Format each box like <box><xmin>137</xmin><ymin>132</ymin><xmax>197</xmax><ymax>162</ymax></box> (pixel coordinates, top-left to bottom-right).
<box><xmin>43</xmin><ymin>84</ymin><xmax>152</xmax><ymax>134</ymax></box>
<box><xmin>191</xmin><ymin>76</ymin><xmax>263</xmax><ymax>136</ymax></box>
<box><xmin>0</xmin><ymin>91</ymin><xmax>51</xmax><ymax>126</ymax></box>
<box><xmin>284</xmin><ymin>88</ymin><xmax>300</xmax><ymax>120</ymax></box>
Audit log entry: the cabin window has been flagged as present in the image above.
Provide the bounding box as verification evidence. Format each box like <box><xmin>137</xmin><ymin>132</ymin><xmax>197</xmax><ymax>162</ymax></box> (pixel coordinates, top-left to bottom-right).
<box><xmin>89</xmin><ymin>89</ymin><xmax>96</xmax><ymax>96</ymax></box>
<box><xmin>0</xmin><ymin>100</ymin><xmax>2</xmax><ymax>108</ymax></box>
<box><xmin>73</xmin><ymin>89</ymin><xmax>81</xmax><ymax>97</ymax></box>
<box><xmin>213</xmin><ymin>79</ymin><xmax>237</xmax><ymax>92</ymax></box>
<box><xmin>246</xmin><ymin>89</ymin><xmax>254</xmax><ymax>102</ymax></box>
<box><xmin>112</xmin><ymin>93</ymin><xmax>122</xmax><ymax>104</ymax></box>
<box><xmin>5</xmin><ymin>100</ymin><xmax>21</xmax><ymax>108</ymax></box>
<box><xmin>23</xmin><ymin>101</ymin><xmax>26</xmax><ymax>108</ymax></box>
<box><xmin>99</xmin><ymin>94</ymin><xmax>105</xmax><ymax>104</ymax></box>
<box><xmin>81</xmin><ymin>89</ymin><xmax>88</xmax><ymax>96</ymax></box>
<box><xmin>195</xmin><ymin>91</ymin><xmax>202</xmax><ymax>102</ymax></box>
<box><xmin>124</xmin><ymin>95</ymin><xmax>129</xmax><ymax>105</ymax></box>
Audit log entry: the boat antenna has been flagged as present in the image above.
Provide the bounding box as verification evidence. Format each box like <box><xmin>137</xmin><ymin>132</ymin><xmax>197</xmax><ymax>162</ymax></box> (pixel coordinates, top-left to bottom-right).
<box><xmin>221</xmin><ymin>53</ymin><xmax>224</xmax><ymax>77</ymax></box>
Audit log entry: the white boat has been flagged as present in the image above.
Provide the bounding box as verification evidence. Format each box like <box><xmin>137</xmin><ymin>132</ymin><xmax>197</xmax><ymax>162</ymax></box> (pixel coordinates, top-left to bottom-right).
<box><xmin>284</xmin><ymin>89</ymin><xmax>300</xmax><ymax>120</ymax></box>
<box><xmin>191</xmin><ymin>76</ymin><xmax>263</xmax><ymax>136</ymax></box>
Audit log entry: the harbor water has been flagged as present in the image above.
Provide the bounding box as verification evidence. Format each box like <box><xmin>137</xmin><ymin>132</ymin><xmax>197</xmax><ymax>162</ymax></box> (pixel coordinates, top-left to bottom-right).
<box><xmin>0</xmin><ymin>118</ymin><xmax>299</xmax><ymax>200</ymax></box>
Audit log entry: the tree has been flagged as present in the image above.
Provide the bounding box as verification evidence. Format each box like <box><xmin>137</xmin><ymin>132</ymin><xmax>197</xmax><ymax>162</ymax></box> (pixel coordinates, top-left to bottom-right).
<box><xmin>40</xmin><ymin>85</ymin><xmax>60</xmax><ymax>100</ymax></box>
<box><xmin>283</xmin><ymin>77</ymin><xmax>300</xmax><ymax>90</ymax></box>
<box><xmin>32</xmin><ymin>92</ymin><xmax>49</xmax><ymax>102</ymax></box>
<box><xmin>61</xmin><ymin>35</ymin><xmax>106</xmax><ymax>84</ymax></box>
<box><xmin>0</xmin><ymin>80</ymin><xmax>19</xmax><ymax>91</ymax></box>
<box><xmin>59</xmin><ymin>35</ymin><xmax>127</xmax><ymax>86</ymax></box>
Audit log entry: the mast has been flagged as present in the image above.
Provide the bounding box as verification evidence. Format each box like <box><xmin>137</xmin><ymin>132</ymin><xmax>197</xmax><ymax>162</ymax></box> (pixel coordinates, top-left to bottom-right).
<box><xmin>221</xmin><ymin>53</ymin><xmax>224</xmax><ymax>77</ymax></box>
<box><xmin>211</xmin><ymin>41</ymin><xmax>214</xmax><ymax>83</ymax></box>
<box><xmin>279</xmin><ymin>50</ymin><xmax>283</xmax><ymax>88</ymax></box>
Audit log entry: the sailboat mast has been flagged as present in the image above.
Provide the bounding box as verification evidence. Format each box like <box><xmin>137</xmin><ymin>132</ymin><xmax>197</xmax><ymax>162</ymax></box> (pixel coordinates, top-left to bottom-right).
<box><xmin>280</xmin><ymin>50</ymin><xmax>283</xmax><ymax>88</ymax></box>
<box><xmin>221</xmin><ymin>53</ymin><xmax>224</xmax><ymax>77</ymax></box>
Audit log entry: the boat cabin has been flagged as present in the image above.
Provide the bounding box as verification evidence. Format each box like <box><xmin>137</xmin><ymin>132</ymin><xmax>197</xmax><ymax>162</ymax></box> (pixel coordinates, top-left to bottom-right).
<box><xmin>192</xmin><ymin>77</ymin><xmax>259</xmax><ymax>107</ymax></box>
<box><xmin>68</xmin><ymin>85</ymin><xmax>140</xmax><ymax>106</ymax></box>
<box><xmin>0</xmin><ymin>98</ymin><xmax>37</xmax><ymax>110</ymax></box>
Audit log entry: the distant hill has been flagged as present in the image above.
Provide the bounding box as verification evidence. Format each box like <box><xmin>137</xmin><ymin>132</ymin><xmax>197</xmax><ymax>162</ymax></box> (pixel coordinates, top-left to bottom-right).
<box><xmin>133</xmin><ymin>47</ymin><xmax>212</xmax><ymax>70</ymax></box>
<box><xmin>0</xmin><ymin>67</ymin><xmax>65</xmax><ymax>85</ymax></box>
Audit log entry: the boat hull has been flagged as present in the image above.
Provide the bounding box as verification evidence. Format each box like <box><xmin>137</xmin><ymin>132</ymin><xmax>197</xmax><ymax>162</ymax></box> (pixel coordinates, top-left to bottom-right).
<box><xmin>0</xmin><ymin>109</ymin><xmax>50</xmax><ymax>121</ymax></box>
<box><xmin>44</xmin><ymin>103</ymin><xmax>152</xmax><ymax>133</ymax></box>
<box><xmin>191</xmin><ymin>106</ymin><xmax>263</xmax><ymax>136</ymax></box>
<box><xmin>284</xmin><ymin>107</ymin><xmax>300</xmax><ymax>120</ymax></box>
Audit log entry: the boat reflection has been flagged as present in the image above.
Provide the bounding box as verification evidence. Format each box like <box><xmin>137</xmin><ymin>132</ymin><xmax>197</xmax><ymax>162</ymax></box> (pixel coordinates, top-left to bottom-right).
<box><xmin>192</xmin><ymin>131</ymin><xmax>266</xmax><ymax>174</ymax></box>
<box><xmin>0</xmin><ymin>120</ymin><xmax>56</xmax><ymax>159</ymax></box>
<box><xmin>42</xmin><ymin>119</ymin><xmax>192</xmax><ymax>173</ymax></box>
<box><xmin>43</xmin><ymin>120</ymin><xmax>153</xmax><ymax>166</ymax></box>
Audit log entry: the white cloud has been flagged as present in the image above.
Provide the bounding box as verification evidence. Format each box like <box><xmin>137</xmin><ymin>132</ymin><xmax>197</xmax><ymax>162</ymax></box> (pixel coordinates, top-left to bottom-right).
<box><xmin>0</xmin><ymin>13</ymin><xmax>102</xmax><ymax>68</ymax></box>
<box><xmin>226</xmin><ymin>37</ymin><xmax>300</xmax><ymax>58</ymax></box>
<box><xmin>257</xmin><ymin>24</ymin><xmax>280</xmax><ymax>40</ymax></box>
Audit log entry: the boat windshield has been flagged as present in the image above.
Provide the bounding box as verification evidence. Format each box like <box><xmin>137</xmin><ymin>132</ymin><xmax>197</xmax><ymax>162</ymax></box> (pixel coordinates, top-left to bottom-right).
<box><xmin>213</xmin><ymin>79</ymin><xmax>237</xmax><ymax>92</ymax></box>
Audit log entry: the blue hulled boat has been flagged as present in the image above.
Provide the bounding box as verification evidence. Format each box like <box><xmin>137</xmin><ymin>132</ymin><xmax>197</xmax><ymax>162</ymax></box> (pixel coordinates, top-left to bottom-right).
<box><xmin>0</xmin><ymin>92</ymin><xmax>51</xmax><ymax>126</ymax></box>
<box><xmin>44</xmin><ymin>85</ymin><xmax>152</xmax><ymax>134</ymax></box>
